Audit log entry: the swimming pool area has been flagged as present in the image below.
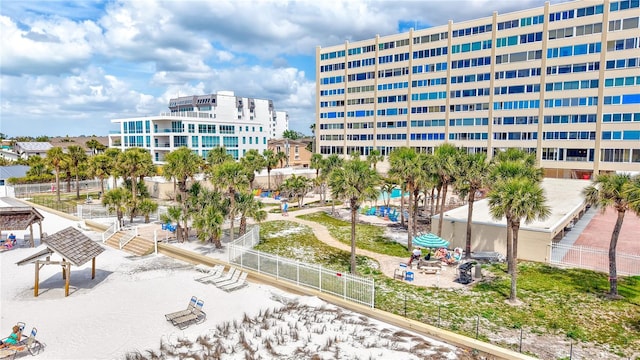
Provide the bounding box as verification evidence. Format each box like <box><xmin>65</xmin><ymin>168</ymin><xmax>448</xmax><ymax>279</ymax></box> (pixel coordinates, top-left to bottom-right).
<box><xmin>378</xmin><ymin>188</ymin><xmax>408</xmax><ymax>201</ymax></box>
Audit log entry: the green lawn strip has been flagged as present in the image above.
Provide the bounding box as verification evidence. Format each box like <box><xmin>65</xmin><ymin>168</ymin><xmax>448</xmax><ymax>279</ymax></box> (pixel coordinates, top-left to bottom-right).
<box><xmin>297</xmin><ymin>211</ymin><xmax>410</xmax><ymax>258</ymax></box>
<box><xmin>258</xmin><ymin>219</ymin><xmax>640</xmax><ymax>357</ymax></box>
<box><xmin>476</xmin><ymin>263</ymin><xmax>640</xmax><ymax>351</ymax></box>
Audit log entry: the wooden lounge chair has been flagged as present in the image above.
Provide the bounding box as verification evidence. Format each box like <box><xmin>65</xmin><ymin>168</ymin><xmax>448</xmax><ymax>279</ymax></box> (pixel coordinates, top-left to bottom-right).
<box><xmin>211</xmin><ymin>269</ymin><xmax>242</xmax><ymax>288</ymax></box>
<box><xmin>171</xmin><ymin>300</ymin><xmax>206</xmax><ymax>329</ymax></box>
<box><xmin>219</xmin><ymin>272</ymin><xmax>249</xmax><ymax>292</ymax></box>
<box><xmin>194</xmin><ymin>265</ymin><xmax>224</xmax><ymax>282</ymax></box>
<box><xmin>165</xmin><ymin>296</ymin><xmax>197</xmax><ymax>321</ymax></box>
<box><xmin>204</xmin><ymin>267</ymin><xmax>237</xmax><ymax>286</ymax></box>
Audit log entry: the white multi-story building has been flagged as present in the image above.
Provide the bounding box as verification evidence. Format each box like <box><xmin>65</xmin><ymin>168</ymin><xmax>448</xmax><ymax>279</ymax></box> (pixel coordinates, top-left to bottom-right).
<box><xmin>109</xmin><ymin>91</ymin><xmax>289</xmax><ymax>163</ymax></box>
<box><xmin>316</xmin><ymin>0</ymin><xmax>640</xmax><ymax>178</ymax></box>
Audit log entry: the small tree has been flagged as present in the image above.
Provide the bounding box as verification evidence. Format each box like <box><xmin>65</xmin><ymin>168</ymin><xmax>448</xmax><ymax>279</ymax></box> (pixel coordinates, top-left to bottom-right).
<box><xmin>329</xmin><ymin>158</ymin><xmax>380</xmax><ymax>274</ymax></box>
<box><xmin>584</xmin><ymin>173</ymin><xmax>639</xmax><ymax>297</ymax></box>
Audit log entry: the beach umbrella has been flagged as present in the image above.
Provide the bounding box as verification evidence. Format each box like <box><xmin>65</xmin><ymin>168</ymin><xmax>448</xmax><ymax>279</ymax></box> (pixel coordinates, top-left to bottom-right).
<box><xmin>413</xmin><ymin>233</ymin><xmax>449</xmax><ymax>248</ymax></box>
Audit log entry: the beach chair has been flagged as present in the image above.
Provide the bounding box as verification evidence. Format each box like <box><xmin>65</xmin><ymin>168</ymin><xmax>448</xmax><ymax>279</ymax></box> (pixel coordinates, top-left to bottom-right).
<box><xmin>219</xmin><ymin>272</ymin><xmax>249</xmax><ymax>292</ymax></box>
<box><xmin>204</xmin><ymin>267</ymin><xmax>237</xmax><ymax>286</ymax></box>
<box><xmin>216</xmin><ymin>271</ymin><xmax>247</xmax><ymax>290</ymax></box>
<box><xmin>164</xmin><ymin>296</ymin><xmax>198</xmax><ymax>322</ymax></box>
<box><xmin>211</xmin><ymin>268</ymin><xmax>242</xmax><ymax>287</ymax></box>
<box><xmin>0</xmin><ymin>327</ymin><xmax>43</xmax><ymax>359</ymax></box>
<box><xmin>194</xmin><ymin>265</ymin><xmax>224</xmax><ymax>282</ymax></box>
<box><xmin>171</xmin><ymin>300</ymin><xmax>206</xmax><ymax>329</ymax></box>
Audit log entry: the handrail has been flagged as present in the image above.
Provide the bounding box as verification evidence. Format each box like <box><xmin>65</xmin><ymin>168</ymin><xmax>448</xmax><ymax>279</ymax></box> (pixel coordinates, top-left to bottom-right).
<box><xmin>119</xmin><ymin>227</ymin><xmax>137</xmax><ymax>249</ymax></box>
<box><xmin>102</xmin><ymin>221</ymin><xmax>119</xmax><ymax>243</ymax></box>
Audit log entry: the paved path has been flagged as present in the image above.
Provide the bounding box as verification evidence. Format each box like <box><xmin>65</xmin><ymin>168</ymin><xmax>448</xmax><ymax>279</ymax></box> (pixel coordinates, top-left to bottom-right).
<box><xmin>262</xmin><ymin>204</ymin><xmax>465</xmax><ymax>289</ymax></box>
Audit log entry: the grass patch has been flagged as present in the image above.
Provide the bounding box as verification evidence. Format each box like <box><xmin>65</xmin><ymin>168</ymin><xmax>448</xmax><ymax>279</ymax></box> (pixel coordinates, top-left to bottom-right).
<box><xmin>256</xmin><ymin>221</ymin><xmax>376</xmax><ymax>274</ymax></box>
<box><xmin>298</xmin><ymin>211</ymin><xmax>410</xmax><ymax>258</ymax></box>
<box><xmin>258</xmin><ymin>219</ymin><xmax>640</xmax><ymax>358</ymax></box>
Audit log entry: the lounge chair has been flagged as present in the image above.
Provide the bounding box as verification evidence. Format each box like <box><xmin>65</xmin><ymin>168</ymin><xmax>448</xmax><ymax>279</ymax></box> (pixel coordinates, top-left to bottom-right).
<box><xmin>219</xmin><ymin>273</ymin><xmax>249</xmax><ymax>292</ymax></box>
<box><xmin>204</xmin><ymin>267</ymin><xmax>237</xmax><ymax>286</ymax></box>
<box><xmin>216</xmin><ymin>271</ymin><xmax>247</xmax><ymax>290</ymax></box>
<box><xmin>194</xmin><ymin>265</ymin><xmax>224</xmax><ymax>282</ymax></box>
<box><xmin>210</xmin><ymin>268</ymin><xmax>241</xmax><ymax>287</ymax></box>
<box><xmin>0</xmin><ymin>327</ymin><xmax>43</xmax><ymax>359</ymax></box>
<box><xmin>164</xmin><ymin>296</ymin><xmax>197</xmax><ymax>322</ymax></box>
<box><xmin>171</xmin><ymin>300</ymin><xmax>206</xmax><ymax>329</ymax></box>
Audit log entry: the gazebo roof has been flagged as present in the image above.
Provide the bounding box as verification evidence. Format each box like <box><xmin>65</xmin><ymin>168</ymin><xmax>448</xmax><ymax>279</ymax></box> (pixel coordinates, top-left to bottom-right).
<box><xmin>0</xmin><ymin>206</ymin><xmax>44</xmax><ymax>230</ymax></box>
<box><xmin>16</xmin><ymin>248</ymin><xmax>55</xmax><ymax>266</ymax></box>
<box><xmin>41</xmin><ymin>226</ymin><xmax>105</xmax><ymax>266</ymax></box>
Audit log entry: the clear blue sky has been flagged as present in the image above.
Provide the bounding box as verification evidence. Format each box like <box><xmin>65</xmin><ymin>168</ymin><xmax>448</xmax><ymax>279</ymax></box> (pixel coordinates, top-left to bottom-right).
<box><xmin>0</xmin><ymin>0</ymin><xmax>565</xmax><ymax>138</ymax></box>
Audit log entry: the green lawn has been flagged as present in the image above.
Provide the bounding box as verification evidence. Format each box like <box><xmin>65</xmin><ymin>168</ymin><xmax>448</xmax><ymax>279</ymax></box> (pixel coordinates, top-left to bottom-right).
<box><xmin>298</xmin><ymin>211</ymin><xmax>410</xmax><ymax>258</ymax></box>
<box><xmin>258</xmin><ymin>219</ymin><xmax>640</xmax><ymax>358</ymax></box>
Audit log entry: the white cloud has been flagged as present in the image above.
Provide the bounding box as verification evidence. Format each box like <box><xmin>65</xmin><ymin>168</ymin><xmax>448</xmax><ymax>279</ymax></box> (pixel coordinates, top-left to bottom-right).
<box><xmin>0</xmin><ymin>15</ymin><xmax>101</xmax><ymax>76</ymax></box>
<box><xmin>0</xmin><ymin>0</ymin><xmax>565</xmax><ymax>137</ymax></box>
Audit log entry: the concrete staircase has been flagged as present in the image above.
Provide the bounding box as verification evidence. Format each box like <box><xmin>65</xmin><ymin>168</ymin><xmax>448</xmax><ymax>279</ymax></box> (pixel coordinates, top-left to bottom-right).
<box><xmin>104</xmin><ymin>231</ymin><xmax>154</xmax><ymax>256</ymax></box>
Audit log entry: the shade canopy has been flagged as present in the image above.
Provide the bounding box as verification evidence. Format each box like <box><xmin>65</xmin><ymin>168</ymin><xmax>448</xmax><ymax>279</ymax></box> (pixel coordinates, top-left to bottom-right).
<box><xmin>413</xmin><ymin>233</ymin><xmax>449</xmax><ymax>248</ymax></box>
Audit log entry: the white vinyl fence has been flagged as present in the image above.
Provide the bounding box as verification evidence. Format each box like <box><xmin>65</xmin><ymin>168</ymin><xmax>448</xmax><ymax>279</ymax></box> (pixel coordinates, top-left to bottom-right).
<box><xmin>550</xmin><ymin>243</ymin><xmax>640</xmax><ymax>276</ymax></box>
<box><xmin>229</xmin><ymin>226</ymin><xmax>375</xmax><ymax>308</ymax></box>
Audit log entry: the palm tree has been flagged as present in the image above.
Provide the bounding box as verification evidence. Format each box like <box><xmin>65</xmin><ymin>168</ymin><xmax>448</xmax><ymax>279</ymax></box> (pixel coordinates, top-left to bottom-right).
<box><xmin>389</xmin><ymin>147</ymin><xmax>421</xmax><ymax>250</ymax></box>
<box><xmin>159</xmin><ymin>206</ymin><xmax>185</xmax><ymax>242</ymax></box>
<box><xmin>85</xmin><ymin>138</ymin><xmax>106</xmax><ymax>155</ymax></box>
<box><xmin>329</xmin><ymin>157</ymin><xmax>380</xmax><ymax>274</ymax></box>
<box><xmin>434</xmin><ymin>144</ymin><xmax>460</xmax><ymax>236</ymax></box>
<box><xmin>235</xmin><ymin>192</ymin><xmax>267</xmax><ymax>236</ymax></box>
<box><xmin>138</xmin><ymin>198</ymin><xmax>159</xmax><ymax>223</ymax></box>
<box><xmin>366</xmin><ymin>149</ymin><xmax>384</xmax><ymax>171</ymax></box>
<box><xmin>45</xmin><ymin>147</ymin><xmax>66</xmax><ymax>202</ymax></box>
<box><xmin>104</xmin><ymin>148</ymin><xmax>121</xmax><ymax>190</ymax></box>
<box><xmin>206</xmin><ymin>146</ymin><xmax>233</xmax><ymax>168</ymax></box>
<box><xmin>584</xmin><ymin>173</ymin><xmax>640</xmax><ymax>297</ymax></box>
<box><xmin>192</xmin><ymin>201</ymin><xmax>226</xmax><ymax>248</ymax></box>
<box><xmin>310</xmin><ymin>153</ymin><xmax>324</xmax><ymax>179</ymax></box>
<box><xmin>455</xmin><ymin>153</ymin><xmax>491</xmax><ymax>259</ymax></box>
<box><xmin>276</xmin><ymin>150</ymin><xmax>287</xmax><ymax>168</ymax></box>
<box><xmin>164</xmin><ymin>147</ymin><xmax>203</xmax><ymax>217</ymax></box>
<box><xmin>240</xmin><ymin>149</ymin><xmax>265</xmax><ymax>190</ymax></box>
<box><xmin>280</xmin><ymin>174</ymin><xmax>312</xmax><ymax>209</ymax></box>
<box><xmin>213</xmin><ymin>161</ymin><xmax>249</xmax><ymax>243</ymax></box>
<box><xmin>118</xmin><ymin>148</ymin><xmax>153</xmax><ymax>201</ymax></box>
<box><xmin>490</xmin><ymin>149</ymin><xmax>542</xmax><ymax>261</ymax></box>
<box><xmin>89</xmin><ymin>154</ymin><xmax>111</xmax><ymax>197</ymax></box>
<box><xmin>488</xmin><ymin>177</ymin><xmax>549</xmax><ymax>303</ymax></box>
<box><xmin>67</xmin><ymin>145</ymin><xmax>88</xmax><ymax>199</ymax></box>
<box><xmin>102</xmin><ymin>188</ymin><xmax>131</xmax><ymax>227</ymax></box>
<box><xmin>263</xmin><ymin>149</ymin><xmax>279</xmax><ymax>191</ymax></box>
<box><xmin>322</xmin><ymin>154</ymin><xmax>344</xmax><ymax>213</ymax></box>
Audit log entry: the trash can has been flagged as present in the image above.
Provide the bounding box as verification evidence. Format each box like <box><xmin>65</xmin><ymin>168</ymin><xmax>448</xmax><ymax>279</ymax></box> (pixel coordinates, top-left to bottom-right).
<box><xmin>457</xmin><ymin>262</ymin><xmax>474</xmax><ymax>284</ymax></box>
<box><xmin>474</xmin><ymin>263</ymin><xmax>482</xmax><ymax>279</ymax></box>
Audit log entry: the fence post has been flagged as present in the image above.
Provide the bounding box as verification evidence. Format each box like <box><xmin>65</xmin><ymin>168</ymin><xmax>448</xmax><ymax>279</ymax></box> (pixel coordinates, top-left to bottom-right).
<box><xmin>579</xmin><ymin>246</ymin><xmax>582</xmax><ymax>267</ymax></box>
<box><xmin>343</xmin><ymin>273</ymin><xmax>347</xmax><ymax>301</ymax></box>
<box><xmin>519</xmin><ymin>328</ymin><xmax>523</xmax><ymax>353</ymax></box>
<box><xmin>404</xmin><ymin>293</ymin><xmax>407</xmax><ymax>317</ymax></box>
<box><xmin>438</xmin><ymin>305</ymin><xmax>441</xmax><ymax>327</ymax></box>
<box><xmin>154</xmin><ymin>230</ymin><xmax>158</xmax><ymax>255</ymax></box>
<box><xmin>319</xmin><ymin>265</ymin><xmax>322</xmax><ymax>292</ymax></box>
<box><xmin>569</xmin><ymin>341</ymin><xmax>573</xmax><ymax>360</ymax></box>
<box><xmin>476</xmin><ymin>315</ymin><xmax>480</xmax><ymax>339</ymax></box>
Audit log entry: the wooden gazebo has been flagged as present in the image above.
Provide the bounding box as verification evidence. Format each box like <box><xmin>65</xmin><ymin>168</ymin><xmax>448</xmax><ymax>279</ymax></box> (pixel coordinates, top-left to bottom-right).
<box><xmin>0</xmin><ymin>206</ymin><xmax>44</xmax><ymax>247</ymax></box>
<box><xmin>16</xmin><ymin>226</ymin><xmax>105</xmax><ymax>297</ymax></box>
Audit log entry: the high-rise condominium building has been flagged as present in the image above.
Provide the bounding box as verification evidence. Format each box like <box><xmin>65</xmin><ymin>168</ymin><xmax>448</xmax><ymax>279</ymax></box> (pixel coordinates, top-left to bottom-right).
<box><xmin>316</xmin><ymin>0</ymin><xmax>640</xmax><ymax>178</ymax></box>
<box><xmin>109</xmin><ymin>91</ymin><xmax>289</xmax><ymax>163</ymax></box>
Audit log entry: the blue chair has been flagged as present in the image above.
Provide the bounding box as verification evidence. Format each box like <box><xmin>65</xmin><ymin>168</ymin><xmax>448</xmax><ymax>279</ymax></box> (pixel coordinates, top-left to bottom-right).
<box><xmin>405</xmin><ymin>271</ymin><xmax>414</xmax><ymax>282</ymax></box>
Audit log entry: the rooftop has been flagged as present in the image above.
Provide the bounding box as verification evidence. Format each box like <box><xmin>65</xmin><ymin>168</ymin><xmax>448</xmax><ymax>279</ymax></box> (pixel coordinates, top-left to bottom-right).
<box><xmin>438</xmin><ymin>178</ymin><xmax>591</xmax><ymax>233</ymax></box>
